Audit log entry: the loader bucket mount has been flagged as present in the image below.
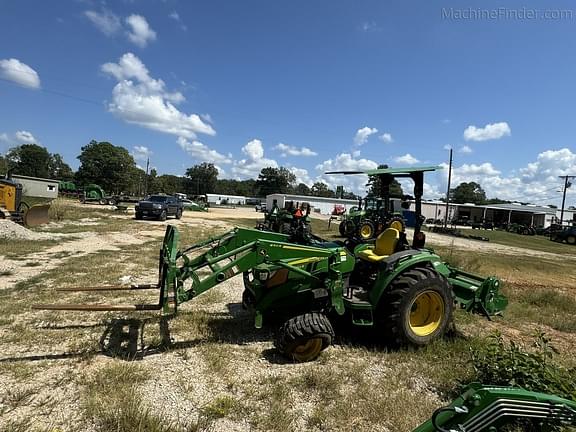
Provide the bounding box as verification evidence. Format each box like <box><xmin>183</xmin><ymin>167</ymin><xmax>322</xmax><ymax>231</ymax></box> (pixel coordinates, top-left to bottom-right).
<box><xmin>34</xmin><ymin>225</ymin><xmax>181</xmax><ymax>314</ymax></box>
<box><xmin>23</xmin><ymin>203</ymin><xmax>51</xmax><ymax>227</ymax></box>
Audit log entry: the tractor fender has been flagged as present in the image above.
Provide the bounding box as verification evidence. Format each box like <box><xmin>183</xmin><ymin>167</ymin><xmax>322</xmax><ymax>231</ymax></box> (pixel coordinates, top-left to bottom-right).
<box><xmin>368</xmin><ymin>250</ymin><xmax>447</xmax><ymax>307</ymax></box>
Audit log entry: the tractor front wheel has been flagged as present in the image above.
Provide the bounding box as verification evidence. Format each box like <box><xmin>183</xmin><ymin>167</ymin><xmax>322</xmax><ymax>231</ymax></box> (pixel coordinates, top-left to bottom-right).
<box><xmin>275</xmin><ymin>313</ymin><xmax>334</xmax><ymax>362</ymax></box>
<box><xmin>380</xmin><ymin>267</ymin><xmax>453</xmax><ymax>347</ymax></box>
<box><xmin>339</xmin><ymin>221</ymin><xmax>346</xmax><ymax>236</ymax></box>
<box><xmin>358</xmin><ymin>221</ymin><xmax>375</xmax><ymax>240</ymax></box>
<box><xmin>567</xmin><ymin>235</ymin><xmax>576</xmax><ymax>245</ymax></box>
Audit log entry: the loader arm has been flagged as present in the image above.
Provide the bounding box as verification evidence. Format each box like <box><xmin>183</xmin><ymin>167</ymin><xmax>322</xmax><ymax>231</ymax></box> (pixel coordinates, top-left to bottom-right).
<box><xmin>35</xmin><ymin>226</ymin><xmax>352</xmax><ymax>327</ymax></box>
<box><xmin>414</xmin><ymin>383</ymin><xmax>576</xmax><ymax>432</ymax></box>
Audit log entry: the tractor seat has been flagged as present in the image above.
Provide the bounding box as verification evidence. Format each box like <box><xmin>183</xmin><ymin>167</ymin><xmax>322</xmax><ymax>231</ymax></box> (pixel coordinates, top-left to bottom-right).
<box><xmin>357</xmin><ymin>228</ymin><xmax>400</xmax><ymax>263</ymax></box>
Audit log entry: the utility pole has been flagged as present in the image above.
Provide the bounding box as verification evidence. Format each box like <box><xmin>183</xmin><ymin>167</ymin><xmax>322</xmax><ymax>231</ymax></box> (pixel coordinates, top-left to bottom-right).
<box><xmin>444</xmin><ymin>148</ymin><xmax>453</xmax><ymax>228</ymax></box>
<box><xmin>144</xmin><ymin>157</ymin><xmax>150</xmax><ymax>196</ymax></box>
<box><xmin>559</xmin><ymin>175</ymin><xmax>575</xmax><ymax>225</ymax></box>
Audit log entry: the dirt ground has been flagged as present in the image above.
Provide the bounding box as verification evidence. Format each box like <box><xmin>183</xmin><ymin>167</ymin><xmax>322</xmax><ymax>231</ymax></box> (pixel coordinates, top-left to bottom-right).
<box><xmin>0</xmin><ymin>203</ymin><xmax>575</xmax><ymax>432</ymax></box>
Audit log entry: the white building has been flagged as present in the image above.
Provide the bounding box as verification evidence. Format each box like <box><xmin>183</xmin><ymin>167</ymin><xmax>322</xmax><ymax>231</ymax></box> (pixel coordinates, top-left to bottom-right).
<box><xmin>418</xmin><ymin>201</ymin><xmax>575</xmax><ymax>228</ymax></box>
<box><xmin>206</xmin><ymin>193</ymin><xmax>246</xmax><ymax>205</ymax></box>
<box><xmin>11</xmin><ymin>174</ymin><xmax>59</xmax><ymax>199</ymax></box>
<box><xmin>266</xmin><ymin>194</ymin><xmax>360</xmax><ymax>215</ymax></box>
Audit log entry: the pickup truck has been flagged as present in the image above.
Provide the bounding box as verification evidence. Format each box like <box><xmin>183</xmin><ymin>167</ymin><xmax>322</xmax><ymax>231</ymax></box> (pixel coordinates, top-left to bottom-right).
<box><xmin>135</xmin><ymin>195</ymin><xmax>183</xmax><ymax>221</ymax></box>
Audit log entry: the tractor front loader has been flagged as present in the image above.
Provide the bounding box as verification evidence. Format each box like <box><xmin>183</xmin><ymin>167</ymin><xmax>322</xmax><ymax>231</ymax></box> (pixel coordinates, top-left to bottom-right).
<box><xmin>35</xmin><ymin>218</ymin><xmax>507</xmax><ymax>361</ymax></box>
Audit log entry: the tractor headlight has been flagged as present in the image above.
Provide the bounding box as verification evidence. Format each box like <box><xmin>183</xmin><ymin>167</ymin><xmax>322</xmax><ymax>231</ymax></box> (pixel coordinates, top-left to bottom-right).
<box><xmin>153</xmin><ymin>204</ymin><xmax>162</xmax><ymax>209</ymax></box>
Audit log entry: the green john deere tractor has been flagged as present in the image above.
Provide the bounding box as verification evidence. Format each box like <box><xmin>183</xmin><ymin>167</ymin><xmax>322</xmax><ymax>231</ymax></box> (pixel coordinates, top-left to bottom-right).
<box><xmin>36</xmin><ymin>166</ymin><xmax>508</xmax><ymax>362</ymax></box>
<box><xmin>340</xmin><ymin>196</ymin><xmax>407</xmax><ymax>241</ymax></box>
<box><xmin>257</xmin><ymin>199</ymin><xmax>313</xmax><ymax>238</ymax></box>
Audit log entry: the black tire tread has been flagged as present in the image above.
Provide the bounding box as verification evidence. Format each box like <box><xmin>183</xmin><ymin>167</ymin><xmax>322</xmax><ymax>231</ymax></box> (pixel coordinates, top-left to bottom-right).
<box><xmin>380</xmin><ymin>266</ymin><xmax>453</xmax><ymax>346</ymax></box>
<box><xmin>275</xmin><ymin>312</ymin><xmax>334</xmax><ymax>361</ymax></box>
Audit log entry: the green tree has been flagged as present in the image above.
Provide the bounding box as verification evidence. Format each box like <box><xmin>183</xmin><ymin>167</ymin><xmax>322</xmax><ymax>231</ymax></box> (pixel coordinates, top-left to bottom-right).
<box><xmin>76</xmin><ymin>140</ymin><xmax>137</xmax><ymax>193</ymax></box>
<box><xmin>294</xmin><ymin>183</ymin><xmax>311</xmax><ymax>195</ymax></box>
<box><xmin>255</xmin><ymin>167</ymin><xmax>296</xmax><ymax>197</ymax></box>
<box><xmin>0</xmin><ymin>155</ymin><xmax>7</xmax><ymax>175</ymax></box>
<box><xmin>311</xmin><ymin>181</ymin><xmax>335</xmax><ymax>198</ymax></box>
<box><xmin>451</xmin><ymin>182</ymin><xmax>486</xmax><ymax>204</ymax></box>
<box><xmin>185</xmin><ymin>163</ymin><xmax>218</xmax><ymax>195</ymax></box>
<box><xmin>367</xmin><ymin>165</ymin><xmax>403</xmax><ymax>197</ymax></box>
<box><xmin>155</xmin><ymin>175</ymin><xmax>185</xmax><ymax>195</ymax></box>
<box><xmin>48</xmin><ymin>153</ymin><xmax>74</xmax><ymax>180</ymax></box>
<box><xmin>5</xmin><ymin>144</ymin><xmax>52</xmax><ymax>178</ymax></box>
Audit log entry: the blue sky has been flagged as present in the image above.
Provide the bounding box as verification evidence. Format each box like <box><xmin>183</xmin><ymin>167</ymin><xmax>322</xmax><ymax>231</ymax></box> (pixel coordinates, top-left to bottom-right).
<box><xmin>1</xmin><ymin>0</ymin><xmax>575</xmax><ymax>204</ymax></box>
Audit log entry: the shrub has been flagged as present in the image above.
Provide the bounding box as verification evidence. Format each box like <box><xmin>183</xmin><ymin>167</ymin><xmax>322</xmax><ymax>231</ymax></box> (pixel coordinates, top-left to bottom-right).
<box><xmin>471</xmin><ymin>331</ymin><xmax>576</xmax><ymax>400</ymax></box>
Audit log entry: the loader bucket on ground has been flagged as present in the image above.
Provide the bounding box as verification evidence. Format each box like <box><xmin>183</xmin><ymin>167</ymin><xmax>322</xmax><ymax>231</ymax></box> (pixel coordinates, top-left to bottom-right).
<box><xmin>23</xmin><ymin>204</ymin><xmax>50</xmax><ymax>227</ymax></box>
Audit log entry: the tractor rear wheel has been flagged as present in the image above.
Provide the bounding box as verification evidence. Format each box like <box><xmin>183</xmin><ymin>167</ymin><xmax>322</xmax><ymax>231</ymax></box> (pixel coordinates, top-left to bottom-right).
<box><xmin>280</xmin><ymin>222</ymin><xmax>292</xmax><ymax>235</ymax></box>
<box><xmin>358</xmin><ymin>221</ymin><xmax>375</xmax><ymax>240</ymax></box>
<box><xmin>387</xmin><ymin>216</ymin><xmax>406</xmax><ymax>233</ymax></box>
<box><xmin>275</xmin><ymin>312</ymin><xmax>334</xmax><ymax>362</ymax></box>
<box><xmin>380</xmin><ymin>267</ymin><xmax>453</xmax><ymax>347</ymax></box>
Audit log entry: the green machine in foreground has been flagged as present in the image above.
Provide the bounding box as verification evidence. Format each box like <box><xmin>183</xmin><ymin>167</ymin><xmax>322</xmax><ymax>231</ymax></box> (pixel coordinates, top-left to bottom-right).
<box><xmin>36</xmin><ymin>166</ymin><xmax>508</xmax><ymax>362</ymax></box>
<box><xmin>415</xmin><ymin>383</ymin><xmax>576</xmax><ymax>431</ymax></box>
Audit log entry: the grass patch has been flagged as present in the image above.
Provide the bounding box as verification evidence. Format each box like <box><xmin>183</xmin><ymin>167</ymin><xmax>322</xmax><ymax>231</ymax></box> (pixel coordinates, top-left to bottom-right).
<box><xmin>200</xmin><ymin>395</ymin><xmax>244</xmax><ymax>419</ymax></box>
<box><xmin>0</xmin><ymin>239</ymin><xmax>59</xmax><ymax>258</ymax></box>
<box><xmin>81</xmin><ymin>363</ymin><xmax>174</xmax><ymax>432</ymax></box>
<box><xmin>505</xmin><ymin>285</ymin><xmax>576</xmax><ymax>333</ymax></box>
<box><xmin>459</xmin><ymin>228</ymin><xmax>576</xmax><ymax>255</ymax></box>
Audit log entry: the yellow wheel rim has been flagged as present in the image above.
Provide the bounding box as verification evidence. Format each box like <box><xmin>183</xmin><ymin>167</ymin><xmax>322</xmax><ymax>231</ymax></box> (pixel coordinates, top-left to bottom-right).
<box><xmin>389</xmin><ymin>220</ymin><xmax>404</xmax><ymax>232</ymax></box>
<box><xmin>360</xmin><ymin>224</ymin><xmax>373</xmax><ymax>239</ymax></box>
<box><xmin>293</xmin><ymin>338</ymin><xmax>323</xmax><ymax>362</ymax></box>
<box><xmin>408</xmin><ymin>290</ymin><xmax>445</xmax><ymax>337</ymax></box>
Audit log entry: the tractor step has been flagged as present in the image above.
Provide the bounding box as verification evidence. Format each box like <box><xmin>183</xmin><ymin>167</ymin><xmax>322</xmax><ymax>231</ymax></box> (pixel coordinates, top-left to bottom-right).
<box><xmin>344</xmin><ymin>288</ymin><xmax>374</xmax><ymax>326</ymax></box>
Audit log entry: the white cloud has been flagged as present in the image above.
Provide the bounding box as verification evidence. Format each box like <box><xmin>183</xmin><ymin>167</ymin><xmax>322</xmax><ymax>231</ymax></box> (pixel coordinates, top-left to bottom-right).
<box><xmin>463</xmin><ymin>122</ymin><xmax>511</xmax><ymax>141</ymax></box>
<box><xmin>0</xmin><ymin>130</ymin><xmax>40</xmax><ymax>147</ymax></box>
<box><xmin>0</xmin><ymin>58</ymin><xmax>40</xmax><ymax>89</ymax></box>
<box><xmin>433</xmin><ymin>149</ymin><xmax>576</xmax><ymax>204</ymax></box>
<box><xmin>289</xmin><ymin>166</ymin><xmax>314</xmax><ymax>187</ymax></box>
<box><xmin>101</xmin><ymin>53</ymin><xmax>214</xmax><ymax>138</ymax></box>
<box><xmin>443</xmin><ymin>144</ymin><xmax>452</xmax><ymax>151</ymax></box>
<box><xmin>354</xmin><ymin>126</ymin><xmax>378</xmax><ymax>146</ymax></box>
<box><xmin>315</xmin><ymin>153</ymin><xmax>378</xmax><ymax>195</ymax></box>
<box><xmin>85</xmin><ymin>9</ymin><xmax>122</xmax><ymax>36</ymax></box>
<box><xmin>132</xmin><ymin>145</ymin><xmax>152</xmax><ymax>162</ymax></box>
<box><xmin>379</xmin><ymin>133</ymin><xmax>393</xmax><ymax>143</ymax></box>
<box><xmin>232</xmin><ymin>139</ymin><xmax>278</xmax><ymax>179</ymax></box>
<box><xmin>14</xmin><ymin>131</ymin><xmax>38</xmax><ymax>144</ymax></box>
<box><xmin>459</xmin><ymin>145</ymin><xmax>473</xmax><ymax>154</ymax></box>
<box><xmin>394</xmin><ymin>153</ymin><xmax>420</xmax><ymax>165</ymax></box>
<box><xmin>125</xmin><ymin>15</ymin><xmax>157</xmax><ymax>48</ymax></box>
<box><xmin>177</xmin><ymin>137</ymin><xmax>231</xmax><ymax>164</ymax></box>
<box><xmin>274</xmin><ymin>143</ymin><xmax>318</xmax><ymax>157</ymax></box>
<box><xmin>169</xmin><ymin>11</ymin><xmax>187</xmax><ymax>31</ymax></box>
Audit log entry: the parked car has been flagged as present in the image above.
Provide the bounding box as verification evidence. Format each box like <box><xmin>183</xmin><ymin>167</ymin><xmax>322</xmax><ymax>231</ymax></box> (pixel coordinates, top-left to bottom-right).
<box><xmin>135</xmin><ymin>195</ymin><xmax>183</xmax><ymax>221</ymax></box>
<box><xmin>551</xmin><ymin>226</ymin><xmax>576</xmax><ymax>245</ymax></box>
<box><xmin>255</xmin><ymin>203</ymin><xmax>267</xmax><ymax>212</ymax></box>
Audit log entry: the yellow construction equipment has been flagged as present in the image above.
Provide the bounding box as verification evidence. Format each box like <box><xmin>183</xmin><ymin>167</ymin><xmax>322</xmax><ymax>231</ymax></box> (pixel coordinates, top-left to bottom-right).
<box><xmin>0</xmin><ymin>177</ymin><xmax>50</xmax><ymax>227</ymax></box>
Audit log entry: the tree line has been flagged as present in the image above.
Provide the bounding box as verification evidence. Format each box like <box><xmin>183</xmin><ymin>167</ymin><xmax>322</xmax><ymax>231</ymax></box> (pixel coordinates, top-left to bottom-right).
<box><xmin>2</xmin><ymin>141</ymin><xmax>536</xmax><ymax>205</ymax></box>
<box><xmin>0</xmin><ymin>140</ymin><xmax>361</xmax><ymax>199</ymax></box>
